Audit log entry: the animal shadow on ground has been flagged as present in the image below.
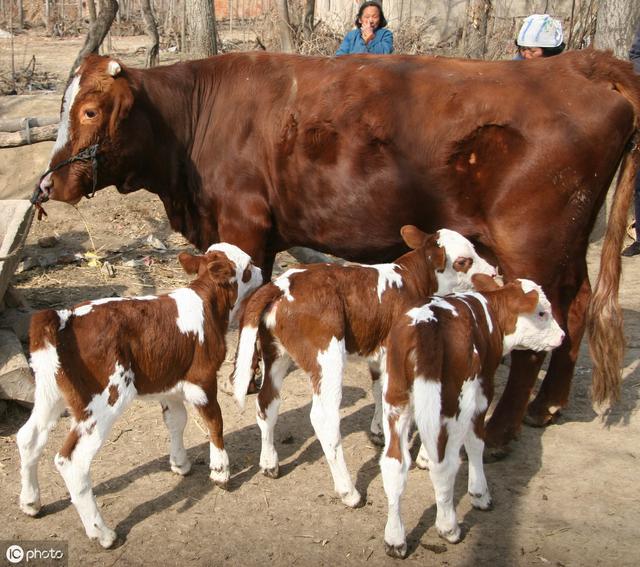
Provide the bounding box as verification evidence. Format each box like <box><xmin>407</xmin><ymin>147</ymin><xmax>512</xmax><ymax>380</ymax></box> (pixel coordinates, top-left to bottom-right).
<box><xmin>13</xmin><ymin>384</ymin><xmax>369</xmax><ymax>544</ymax></box>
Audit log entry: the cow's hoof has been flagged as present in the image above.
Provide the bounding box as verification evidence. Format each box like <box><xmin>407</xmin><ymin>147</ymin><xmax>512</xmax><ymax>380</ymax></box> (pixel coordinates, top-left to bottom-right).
<box><xmin>210</xmin><ymin>468</ymin><xmax>230</xmax><ymax>488</ymax></box>
<box><xmin>20</xmin><ymin>499</ymin><xmax>41</xmax><ymax>517</ymax></box>
<box><xmin>437</xmin><ymin>524</ymin><xmax>461</xmax><ymax>544</ymax></box>
<box><xmin>98</xmin><ymin>528</ymin><xmax>117</xmax><ymax>549</ymax></box>
<box><xmin>384</xmin><ymin>541</ymin><xmax>407</xmax><ymax>559</ymax></box>
<box><xmin>171</xmin><ymin>460</ymin><xmax>192</xmax><ymax>476</ymax></box>
<box><xmin>261</xmin><ymin>464</ymin><xmax>279</xmax><ymax>479</ymax></box>
<box><xmin>523</xmin><ymin>407</ymin><xmax>559</xmax><ymax>428</ymax></box>
<box><xmin>483</xmin><ymin>444</ymin><xmax>511</xmax><ymax>462</ymax></box>
<box><xmin>470</xmin><ymin>492</ymin><xmax>493</xmax><ymax>511</ymax></box>
<box><xmin>368</xmin><ymin>430</ymin><xmax>385</xmax><ymax>447</ymax></box>
<box><xmin>340</xmin><ymin>489</ymin><xmax>362</xmax><ymax>508</ymax></box>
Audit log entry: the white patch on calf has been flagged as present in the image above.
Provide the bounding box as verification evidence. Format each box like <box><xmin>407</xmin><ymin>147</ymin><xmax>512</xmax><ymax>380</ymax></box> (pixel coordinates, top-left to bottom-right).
<box><xmin>29</xmin><ymin>342</ymin><xmax>62</xmax><ymax>408</ymax></box>
<box><xmin>274</xmin><ymin>268</ymin><xmax>306</xmax><ymax>301</ymax></box>
<box><xmin>182</xmin><ymin>382</ymin><xmax>208</xmax><ymax>406</ymax></box>
<box><xmin>51</xmin><ymin>75</ymin><xmax>81</xmax><ymax>157</ymax></box>
<box><xmin>169</xmin><ymin>288</ymin><xmax>205</xmax><ymax>344</ymax></box>
<box><xmin>435</xmin><ymin>229</ymin><xmax>496</xmax><ymax>293</ymax></box>
<box><xmin>57</xmin><ymin>309</ymin><xmax>72</xmax><ymax>330</ymax></box>
<box><xmin>369</xmin><ymin>263</ymin><xmax>403</xmax><ymax>301</ymax></box>
<box><xmin>106</xmin><ymin>60</ymin><xmax>121</xmax><ymax>76</ymax></box>
<box><xmin>429</xmin><ymin>297</ymin><xmax>459</xmax><ymax>317</ymax></box>
<box><xmin>454</xmin><ymin>292</ymin><xmax>493</xmax><ymax>334</ymax></box>
<box><xmin>407</xmin><ymin>304</ymin><xmax>437</xmax><ymax>325</ymax></box>
<box><xmin>72</xmin><ymin>296</ymin><xmax>158</xmax><ymax>318</ymax></box>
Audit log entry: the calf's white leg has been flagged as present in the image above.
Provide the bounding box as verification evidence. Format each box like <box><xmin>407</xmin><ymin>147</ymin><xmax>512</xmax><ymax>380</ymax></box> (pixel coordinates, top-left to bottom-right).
<box><xmin>309</xmin><ymin>337</ymin><xmax>360</xmax><ymax>507</ymax></box>
<box><xmin>256</xmin><ymin>352</ymin><xmax>290</xmax><ymax>478</ymax></box>
<box><xmin>161</xmin><ymin>399</ymin><xmax>191</xmax><ymax>475</ymax></box>
<box><xmin>380</xmin><ymin>402</ymin><xmax>412</xmax><ymax>559</ymax></box>
<box><xmin>465</xmin><ymin>424</ymin><xmax>492</xmax><ymax>510</ymax></box>
<box><xmin>17</xmin><ymin>363</ymin><xmax>65</xmax><ymax>516</ymax></box>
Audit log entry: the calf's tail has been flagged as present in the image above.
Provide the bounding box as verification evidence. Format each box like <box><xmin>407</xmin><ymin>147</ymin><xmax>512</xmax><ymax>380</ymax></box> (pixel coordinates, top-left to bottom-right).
<box><xmin>28</xmin><ymin>309</ymin><xmax>63</xmax><ymax>396</ymax></box>
<box><xmin>233</xmin><ymin>284</ymin><xmax>283</xmax><ymax>409</ymax></box>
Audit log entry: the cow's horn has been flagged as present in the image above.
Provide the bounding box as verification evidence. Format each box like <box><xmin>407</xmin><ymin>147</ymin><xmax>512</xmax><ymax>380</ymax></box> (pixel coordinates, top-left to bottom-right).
<box><xmin>107</xmin><ymin>60</ymin><xmax>121</xmax><ymax>77</ymax></box>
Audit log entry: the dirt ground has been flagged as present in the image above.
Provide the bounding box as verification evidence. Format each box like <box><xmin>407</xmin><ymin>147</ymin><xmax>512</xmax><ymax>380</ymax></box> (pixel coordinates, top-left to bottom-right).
<box><xmin>1</xmin><ymin>33</ymin><xmax>640</xmax><ymax>567</ymax></box>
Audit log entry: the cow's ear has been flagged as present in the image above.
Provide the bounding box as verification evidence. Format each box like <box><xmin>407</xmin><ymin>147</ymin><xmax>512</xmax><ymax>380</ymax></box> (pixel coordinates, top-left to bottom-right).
<box><xmin>178</xmin><ymin>252</ymin><xmax>202</xmax><ymax>274</ymax></box>
<box><xmin>471</xmin><ymin>273</ymin><xmax>500</xmax><ymax>292</ymax></box>
<box><xmin>109</xmin><ymin>74</ymin><xmax>133</xmax><ymax>138</ymax></box>
<box><xmin>518</xmin><ymin>289</ymin><xmax>539</xmax><ymax>314</ymax></box>
<box><xmin>207</xmin><ymin>260</ymin><xmax>236</xmax><ymax>284</ymax></box>
<box><xmin>400</xmin><ymin>225</ymin><xmax>428</xmax><ymax>249</ymax></box>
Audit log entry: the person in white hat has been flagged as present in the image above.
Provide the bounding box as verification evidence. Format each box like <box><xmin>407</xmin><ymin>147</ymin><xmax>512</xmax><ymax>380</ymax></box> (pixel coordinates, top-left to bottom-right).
<box><xmin>515</xmin><ymin>14</ymin><xmax>566</xmax><ymax>60</ymax></box>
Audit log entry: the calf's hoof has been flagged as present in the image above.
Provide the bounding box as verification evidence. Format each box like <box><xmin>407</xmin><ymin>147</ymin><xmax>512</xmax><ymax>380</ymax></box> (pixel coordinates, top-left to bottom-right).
<box><xmin>170</xmin><ymin>460</ymin><xmax>192</xmax><ymax>476</ymax></box>
<box><xmin>367</xmin><ymin>430</ymin><xmax>385</xmax><ymax>447</ymax></box>
<box><xmin>384</xmin><ymin>541</ymin><xmax>407</xmax><ymax>559</ymax></box>
<box><xmin>340</xmin><ymin>489</ymin><xmax>362</xmax><ymax>508</ymax></box>
<box><xmin>89</xmin><ymin>526</ymin><xmax>117</xmax><ymax>549</ymax></box>
<box><xmin>261</xmin><ymin>464</ymin><xmax>279</xmax><ymax>479</ymax></box>
<box><xmin>470</xmin><ymin>492</ymin><xmax>493</xmax><ymax>511</ymax></box>
<box><xmin>210</xmin><ymin>468</ymin><xmax>230</xmax><ymax>489</ymax></box>
<box><xmin>20</xmin><ymin>498</ymin><xmax>41</xmax><ymax>517</ymax></box>
<box><xmin>437</xmin><ymin>524</ymin><xmax>461</xmax><ymax>544</ymax></box>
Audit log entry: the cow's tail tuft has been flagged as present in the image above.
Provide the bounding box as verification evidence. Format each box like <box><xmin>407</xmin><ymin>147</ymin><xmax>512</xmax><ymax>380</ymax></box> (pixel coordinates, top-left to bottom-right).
<box><xmin>588</xmin><ymin>57</ymin><xmax>640</xmax><ymax>405</ymax></box>
<box><xmin>233</xmin><ymin>284</ymin><xmax>283</xmax><ymax>409</ymax></box>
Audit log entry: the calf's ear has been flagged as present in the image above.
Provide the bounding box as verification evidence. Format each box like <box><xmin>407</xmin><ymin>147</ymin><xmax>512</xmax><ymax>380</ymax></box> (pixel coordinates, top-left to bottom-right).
<box><xmin>178</xmin><ymin>252</ymin><xmax>202</xmax><ymax>274</ymax></box>
<box><xmin>471</xmin><ymin>273</ymin><xmax>500</xmax><ymax>292</ymax></box>
<box><xmin>518</xmin><ymin>289</ymin><xmax>540</xmax><ymax>313</ymax></box>
<box><xmin>400</xmin><ymin>225</ymin><xmax>427</xmax><ymax>249</ymax></box>
<box><xmin>207</xmin><ymin>260</ymin><xmax>236</xmax><ymax>284</ymax></box>
<box><xmin>507</xmin><ymin>287</ymin><xmax>539</xmax><ymax>314</ymax></box>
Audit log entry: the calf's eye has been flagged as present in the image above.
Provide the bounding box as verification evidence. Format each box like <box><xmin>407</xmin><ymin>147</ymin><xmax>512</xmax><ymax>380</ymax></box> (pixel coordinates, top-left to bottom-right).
<box><xmin>84</xmin><ymin>109</ymin><xmax>97</xmax><ymax>119</ymax></box>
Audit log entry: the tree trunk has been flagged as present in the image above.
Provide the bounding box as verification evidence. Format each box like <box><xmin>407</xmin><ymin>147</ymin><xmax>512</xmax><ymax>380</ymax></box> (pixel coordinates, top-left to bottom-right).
<box><xmin>69</xmin><ymin>0</ymin><xmax>119</xmax><ymax>80</ymax></box>
<box><xmin>464</xmin><ymin>0</ymin><xmax>492</xmax><ymax>59</ymax></box>
<box><xmin>87</xmin><ymin>0</ymin><xmax>97</xmax><ymax>23</ymax></box>
<box><xmin>595</xmin><ymin>0</ymin><xmax>640</xmax><ymax>58</ymax></box>
<box><xmin>186</xmin><ymin>0</ymin><xmax>218</xmax><ymax>58</ymax></box>
<box><xmin>303</xmin><ymin>0</ymin><xmax>315</xmax><ymax>40</ymax></box>
<box><xmin>17</xmin><ymin>0</ymin><xmax>24</xmax><ymax>29</ymax></box>
<box><xmin>141</xmin><ymin>0</ymin><xmax>160</xmax><ymax>67</ymax></box>
<box><xmin>275</xmin><ymin>0</ymin><xmax>294</xmax><ymax>53</ymax></box>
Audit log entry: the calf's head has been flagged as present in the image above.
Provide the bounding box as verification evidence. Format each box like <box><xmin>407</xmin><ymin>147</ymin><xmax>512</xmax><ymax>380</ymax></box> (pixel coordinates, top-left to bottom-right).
<box><xmin>36</xmin><ymin>55</ymin><xmax>138</xmax><ymax>205</ymax></box>
<box><xmin>400</xmin><ymin>225</ymin><xmax>497</xmax><ymax>295</ymax></box>
<box><xmin>178</xmin><ymin>243</ymin><xmax>262</xmax><ymax>320</ymax></box>
<box><xmin>472</xmin><ymin>274</ymin><xmax>565</xmax><ymax>355</ymax></box>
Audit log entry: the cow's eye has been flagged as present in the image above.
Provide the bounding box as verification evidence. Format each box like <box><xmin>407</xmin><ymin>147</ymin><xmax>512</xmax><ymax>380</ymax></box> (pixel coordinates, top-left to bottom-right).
<box><xmin>84</xmin><ymin>109</ymin><xmax>97</xmax><ymax>119</ymax></box>
<box><xmin>538</xmin><ymin>311</ymin><xmax>546</xmax><ymax>318</ymax></box>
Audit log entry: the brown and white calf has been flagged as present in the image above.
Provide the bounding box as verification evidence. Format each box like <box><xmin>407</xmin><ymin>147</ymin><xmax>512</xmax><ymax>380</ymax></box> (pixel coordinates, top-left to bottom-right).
<box><xmin>380</xmin><ymin>274</ymin><xmax>564</xmax><ymax>558</ymax></box>
<box><xmin>17</xmin><ymin>243</ymin><xmax>262</xmax><ymax>548</ymax></box>
<box><xmin>233</xmin><ymin>226</ymin><xmax>496</xmax><ymax>508</ymax></box>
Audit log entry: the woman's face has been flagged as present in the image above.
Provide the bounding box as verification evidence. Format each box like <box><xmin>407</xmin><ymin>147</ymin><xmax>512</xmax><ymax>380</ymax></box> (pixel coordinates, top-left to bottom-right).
<box><xmin>359</xmin><ymin>6</ymin><xmax>381</xmax><ymax>30</ymax></box>
<box><xmin>519</xmin><ymin>46</ymin><xmax>544</xmax><ymax>59</ymax></box>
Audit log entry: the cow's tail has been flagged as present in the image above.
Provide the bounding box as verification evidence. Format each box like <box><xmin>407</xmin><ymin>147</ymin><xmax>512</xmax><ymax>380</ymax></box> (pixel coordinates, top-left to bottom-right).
<box><xmin>27</xmin><ymin>309</ymin><xmax>64</xmax><ymax>401</ymax></box>
<box><xmin>588</xmin><ymin>59</ymin><xmax>640</xmax><ymax>406</ymax></box>
<box><xmin>233</xmin><ymin>284</ymin><xmax>283</xmax><ymax>409</ymax></box>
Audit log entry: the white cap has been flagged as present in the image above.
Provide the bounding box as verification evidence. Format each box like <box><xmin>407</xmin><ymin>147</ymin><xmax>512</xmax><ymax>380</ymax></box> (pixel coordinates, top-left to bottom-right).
<box><xmin>517</xmin><ymin>14</ymin><xmax>564</xmax><ymax>48</ymax></box>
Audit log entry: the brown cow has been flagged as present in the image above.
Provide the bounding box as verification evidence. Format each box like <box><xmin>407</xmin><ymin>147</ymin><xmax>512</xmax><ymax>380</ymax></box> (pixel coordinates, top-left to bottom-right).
<box><xmin>16</xmin><ymin>243</ymin><xmax>262</xmax><ymax>548</ymax></box>
<box><xmin>32</xmin><ymin>50</ymin><xmax>640</xmax><ymax>453</ymax></box>
<box><xmin>381</xmin><ymin>275</ymin><xmax>564</xmax><ymax>558</ymax></box>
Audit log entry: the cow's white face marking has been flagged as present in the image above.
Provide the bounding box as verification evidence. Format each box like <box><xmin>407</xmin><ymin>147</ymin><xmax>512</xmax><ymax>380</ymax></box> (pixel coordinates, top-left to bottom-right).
<box><xmin>436</xmin><ymin>229</ymin><xmax>496</xmax><ymax>293</ymax></box>
<box><xmin>169</xmin><ymin>288</ymin><xmax>205</xmax><ymax>344</ymax></box>
<box><xmin>503</xmin><ymin>279</ymin><xmax>564</xmax><ymax>355</ymax></box>
<box><xmin>51</xmin><ymin>74</ymin><xmax>81</xmax><ymax>158</ymax></box>
<box><xmin>274</xmin><ymin>268</ymin><xmax>306</xmax><ymax>301</ymax></box>
<box><xmin>206</xmin><ymin>243</ymin><xmax>262</xmax><ymax>320</ymax></box>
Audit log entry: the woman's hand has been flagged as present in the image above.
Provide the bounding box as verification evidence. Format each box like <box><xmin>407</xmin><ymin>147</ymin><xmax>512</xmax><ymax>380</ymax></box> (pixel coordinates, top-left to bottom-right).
<box><xmin>361</xmin><ymin>23</ymin><xmax>376</xmax><ymax>44</ymax></box>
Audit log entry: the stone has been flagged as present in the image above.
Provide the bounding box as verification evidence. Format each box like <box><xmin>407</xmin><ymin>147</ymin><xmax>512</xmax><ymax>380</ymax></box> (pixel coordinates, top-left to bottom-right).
<box><xmin>0</xmin><ymin>329</ymin><xmax>34</xmax><ymax>405</ymax></box>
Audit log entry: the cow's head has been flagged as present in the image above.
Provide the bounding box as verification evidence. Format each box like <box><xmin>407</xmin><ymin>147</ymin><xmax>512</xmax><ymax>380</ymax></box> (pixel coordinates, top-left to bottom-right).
<box><xmin>35</xmin><ymin>55</ymin><xmax>137</xmax><ymax>205</ymax></box>
<box><xmin>472</xmin><ymin>274</ymin><xmax>565</xmax><ymax>355</ymax></box>
<box><xmin>400</xmin><ymin>225</ymin><xmax>497</xmax><ymax>295</ymax></box>
<box><xmin>179</xmin><ymin>243</ymin><xmax>262</xmax><ymax>322</ymax></box>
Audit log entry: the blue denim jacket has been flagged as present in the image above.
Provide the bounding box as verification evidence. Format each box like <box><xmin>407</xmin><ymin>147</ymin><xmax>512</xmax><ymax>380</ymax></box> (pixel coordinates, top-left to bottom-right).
<box><xmin>336</xmin><ymin>28</ymin><xmax>394</xmax><ymax>55</ymax></box>
<box><xmin>630</xmin><ymin>25</ymin><xmax>640</xmax><ymax>73</ymax></box>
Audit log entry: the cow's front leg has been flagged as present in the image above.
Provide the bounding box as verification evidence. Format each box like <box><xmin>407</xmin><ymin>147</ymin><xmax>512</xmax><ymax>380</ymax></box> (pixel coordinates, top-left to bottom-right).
<box><xmin>526</xmin><ymin>272</ymin><xmax>590</xmax><ymax>426</ymax></box>
<box><xmin>484</xmin><ymin>350</ymin><xmax>546</xmax><ymax>454</ymax></box>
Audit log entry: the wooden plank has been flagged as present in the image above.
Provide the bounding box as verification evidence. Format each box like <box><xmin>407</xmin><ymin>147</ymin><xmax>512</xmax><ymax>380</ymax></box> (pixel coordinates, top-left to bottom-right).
<box><xmin>0</xmin><ymin>124</ymin><xmax>59</xmax><ymax>147</ymax></box>
<box><xmin>0</xmin><ymin>115</ymin><xmax>58</xmax><ymax>132</ymax></box>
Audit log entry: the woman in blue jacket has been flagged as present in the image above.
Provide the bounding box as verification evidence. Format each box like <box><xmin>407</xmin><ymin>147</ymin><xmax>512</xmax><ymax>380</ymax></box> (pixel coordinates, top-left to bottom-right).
<box><xmin>336</xmin><ymin>1</ymin><xmax>393</xmax><ymax>55</ymax></box>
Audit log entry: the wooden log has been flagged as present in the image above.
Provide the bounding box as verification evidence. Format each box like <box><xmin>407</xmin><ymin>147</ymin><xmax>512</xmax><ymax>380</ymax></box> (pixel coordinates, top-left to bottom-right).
<box><xmin>0</xmin><ymin>124</ymin><xmax>59</xmax><ymax>148</ymax></box>
<box><xmin>0</xmin><ymin>115</ymin><xmax>58</xmax><ymax>133</ymax></box>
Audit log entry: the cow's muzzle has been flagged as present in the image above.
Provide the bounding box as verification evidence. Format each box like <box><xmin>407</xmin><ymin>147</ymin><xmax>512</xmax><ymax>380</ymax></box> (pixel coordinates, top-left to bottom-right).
<box><xmin>31</xmin><ymin>143</ymin><xmax>101</xmax><ymax>206</ymax></box>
